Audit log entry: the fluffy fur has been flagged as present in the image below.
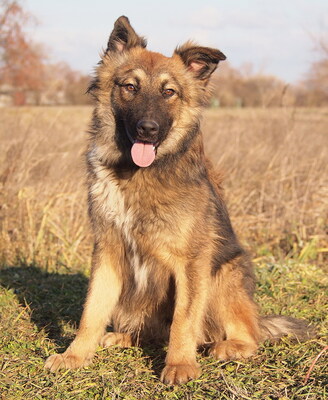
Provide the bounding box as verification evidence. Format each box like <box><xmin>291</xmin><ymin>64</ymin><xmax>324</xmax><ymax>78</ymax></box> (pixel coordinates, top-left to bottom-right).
<box><xmin>45</xmin><ymin>16</ymin><xmax>313</xmax><ymax>385</ymax></box>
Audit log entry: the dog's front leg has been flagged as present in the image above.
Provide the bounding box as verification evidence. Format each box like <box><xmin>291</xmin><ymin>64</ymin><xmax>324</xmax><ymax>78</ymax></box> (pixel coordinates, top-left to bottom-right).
<box><xmin>45</xmin><ymin>244</ymin><xmax>122</xmax><ymax>372</ymax></box>
<box><xmin>161</xmin><ymin>263</ymin><xmax>209</xmax><ymax>385</ymax></box>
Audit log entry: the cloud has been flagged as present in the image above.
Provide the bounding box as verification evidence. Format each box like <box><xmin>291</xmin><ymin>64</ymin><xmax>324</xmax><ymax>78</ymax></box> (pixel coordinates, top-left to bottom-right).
<box><xmin>186</xmin><ymin>5</ymin><xmax>288</xmax><ymax>31</ymax></box>
<box><xmin>188</xmin><ymin>6</ymin><xmax>222</xmax><ymax>30</ymax></box>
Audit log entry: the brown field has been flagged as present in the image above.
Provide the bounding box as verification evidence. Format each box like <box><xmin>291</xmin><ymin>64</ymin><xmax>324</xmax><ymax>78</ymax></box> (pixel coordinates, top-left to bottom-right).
<box><xmin>0</xmin><ymin>106</ymin><xmax>327</xmax><ymax>399</ymax></box>
<box><xmin>0</xmin><ymin>106</ymin><xmax>327</xmax><ymax>271</ymax></box>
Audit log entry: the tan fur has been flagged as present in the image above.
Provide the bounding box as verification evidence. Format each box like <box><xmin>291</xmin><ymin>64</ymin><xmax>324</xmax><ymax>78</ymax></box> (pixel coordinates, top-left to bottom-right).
<box><xmin>45</xmin><ymin>16</ymin><xmax>313</xmax><ymax>385</ymax></box>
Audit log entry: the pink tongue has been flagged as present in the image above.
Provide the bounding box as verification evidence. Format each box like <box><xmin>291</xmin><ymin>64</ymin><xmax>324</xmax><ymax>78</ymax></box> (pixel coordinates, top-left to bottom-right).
<box><xmin>131</xmin><ymin>142</ymin><xmax>156</xmax><ymax>167</ymax></box>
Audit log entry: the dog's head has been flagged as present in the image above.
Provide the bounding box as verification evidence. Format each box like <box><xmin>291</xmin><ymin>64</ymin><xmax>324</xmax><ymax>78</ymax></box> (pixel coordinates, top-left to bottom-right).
<box><xmin>89</xmin><ymin>16</ymin><xmax>226</xmax><ymax>168</ymax></box>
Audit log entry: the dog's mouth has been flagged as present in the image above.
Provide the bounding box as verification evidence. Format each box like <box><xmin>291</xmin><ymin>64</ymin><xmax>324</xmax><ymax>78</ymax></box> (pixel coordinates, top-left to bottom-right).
<box><xmin>125</xmin><ymin>124</ymin><xmax>158</xmax><ymax>168</ymax></box>
<box><xmin>131</xmin><ymin>141</ymin><xmax>156</xmax><ymax>168</ymax></box>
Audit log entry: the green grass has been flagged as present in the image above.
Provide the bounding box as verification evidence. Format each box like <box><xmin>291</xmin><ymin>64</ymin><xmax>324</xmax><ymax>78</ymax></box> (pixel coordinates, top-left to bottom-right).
<box><xmin>0</xmin><ymin>260</ymin><xmax>327</xmax><ymax>400</ymax></box>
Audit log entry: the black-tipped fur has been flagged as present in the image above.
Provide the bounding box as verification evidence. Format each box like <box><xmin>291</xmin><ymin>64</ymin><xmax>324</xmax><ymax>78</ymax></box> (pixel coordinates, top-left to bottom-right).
<box><xmin>107</xmin><ymin>16</ymin><xmax>147</xmax><ymax>53</ymax></box>
<box><xmin>175</xmin><ymin>42</ymin><xmax>226</xmax><ymax>80</ymax></box>
<box><xmin>260</xmin><ymin>315</ymin><xmax>315</xmax><ymax>342</ymax></box>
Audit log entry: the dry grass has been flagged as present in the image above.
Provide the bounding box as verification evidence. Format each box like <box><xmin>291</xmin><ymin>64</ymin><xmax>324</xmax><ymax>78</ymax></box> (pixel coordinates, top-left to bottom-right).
<box><xmin>0</xmin><ymin>106</ymin><xmax>327</xmax><ymax>269</ymax></box>
<box><xmin>203</xmin><ymin>108</ymin><xmax>328</xmax><ymax>264</ymax></box>
<box><xmin>0</xmin><ymin>106</ymin><xmax>92</xmax><ymax>272</ymax></box>
<box><xmin>0</xmin><ymin>106</ymin><xmax>327</xmax><ymax>399</ymax></box>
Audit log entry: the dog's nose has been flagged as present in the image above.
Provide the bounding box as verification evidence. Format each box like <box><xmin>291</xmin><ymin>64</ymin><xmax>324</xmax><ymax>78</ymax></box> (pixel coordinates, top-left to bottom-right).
<box><xmin>136</xmin><ymin>120</ymin><xmax>159</xmax><ymax>141</ymax></box>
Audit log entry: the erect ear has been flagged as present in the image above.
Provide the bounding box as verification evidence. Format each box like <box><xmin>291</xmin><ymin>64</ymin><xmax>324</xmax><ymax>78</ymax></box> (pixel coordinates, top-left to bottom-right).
<box><xmin>175</xmin><ymin>42</ymin><xmax>226</xmax><ymax>80</ymax></box>
<box><xmin>107</xmin><ymin>16</ymin><xmax>147</xmax><ymax>53</ymax></box>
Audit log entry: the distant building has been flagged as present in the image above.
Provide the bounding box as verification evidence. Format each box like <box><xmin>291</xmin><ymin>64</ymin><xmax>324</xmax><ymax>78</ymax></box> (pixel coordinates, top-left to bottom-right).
<box><xmin>0</xmin><ymin>84</ymin><xmax>14</xmax><ymax>106</ymax></box>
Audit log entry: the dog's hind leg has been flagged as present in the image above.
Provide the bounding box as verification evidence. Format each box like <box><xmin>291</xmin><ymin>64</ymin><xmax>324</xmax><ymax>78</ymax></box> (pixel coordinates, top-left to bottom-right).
<box><xmin>45</xmin><ymin>242</ymin><xmax>123</xmax><ymax>371</ymax></box>
<box><xmin>208</xmin><ymin>256</ymin><xmax>261</xmax><ymax>360</ymax></box>
<box><xmin>100</xmin><ymin>332</ymin><xmax>132</xmax><ymax>348</ymax></box>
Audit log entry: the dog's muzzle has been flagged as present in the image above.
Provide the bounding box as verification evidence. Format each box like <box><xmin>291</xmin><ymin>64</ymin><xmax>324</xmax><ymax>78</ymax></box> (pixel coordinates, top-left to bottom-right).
<box><xmin>127</xmin><ymin>119</ymin><xmax>159</xmax><ymax>168</ymax></box>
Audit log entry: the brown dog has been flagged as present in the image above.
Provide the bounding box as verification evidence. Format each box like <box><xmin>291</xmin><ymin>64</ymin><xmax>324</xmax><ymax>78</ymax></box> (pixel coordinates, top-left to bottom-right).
<box><xmin>45</xmin><ymin>16</ymin><xmax>312</xmax><ymax>384</ymax></box>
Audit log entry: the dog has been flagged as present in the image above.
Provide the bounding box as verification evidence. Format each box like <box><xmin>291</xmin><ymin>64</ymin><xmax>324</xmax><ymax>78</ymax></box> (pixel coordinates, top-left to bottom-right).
<box><xmin>45</xmin><ymin>16</ymin><xmax>312</xmax><ymax>385</ymax></box>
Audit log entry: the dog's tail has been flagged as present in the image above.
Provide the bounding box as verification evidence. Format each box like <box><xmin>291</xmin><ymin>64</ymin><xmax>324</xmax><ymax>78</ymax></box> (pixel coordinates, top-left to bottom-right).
<box><xmin>260</xmin><ymin>315</ymin><xmax>315</xmax><ymax>342</ymax></box>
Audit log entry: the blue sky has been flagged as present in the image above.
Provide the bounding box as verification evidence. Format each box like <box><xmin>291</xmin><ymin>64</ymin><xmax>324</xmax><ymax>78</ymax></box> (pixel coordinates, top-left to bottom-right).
<box><xmin>26</xmin><ymin>0</ymin><xmax>327</xmax><ymax>83</ymax></box>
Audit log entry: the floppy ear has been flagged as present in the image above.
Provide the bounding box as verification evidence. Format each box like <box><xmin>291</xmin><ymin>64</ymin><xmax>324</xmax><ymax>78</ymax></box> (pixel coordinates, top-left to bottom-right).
<box><xmin>175</xmin><ymin>42</ymin><xmax>226</xmax><ymax>80</ymax></box>
<box><xmin>107</xmin><ymin>16</ymin><xmax>147</xmax><ymax>53</ymax></box>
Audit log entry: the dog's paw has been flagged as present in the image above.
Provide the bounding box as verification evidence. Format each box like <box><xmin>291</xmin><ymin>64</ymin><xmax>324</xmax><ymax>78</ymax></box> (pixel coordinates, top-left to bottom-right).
<box><xmin>209</xmin><ymin>339</ymin><xmax>257</xmax><ymax>361</ymax></box>
<box><xmin>45</xmin><ymin>351</ymin><xmax>92</xmax><ymax>372</ymax></box>
<box><xmin>160</xmin><ymin>363</ymin><xmax>201</xmax><ymax>385</ymax></box>
<box><xmin>100</xmin><ymin>332</ymin><xmax>132</xmax><ymax>348</ymax></box>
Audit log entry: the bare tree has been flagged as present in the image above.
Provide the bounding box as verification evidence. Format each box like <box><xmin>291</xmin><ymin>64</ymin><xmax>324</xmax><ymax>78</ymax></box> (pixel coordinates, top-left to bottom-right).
<box><xmin>300</xmin><ymin>31</ymin><xmax>328</xmax><ymax>106</ymax></box>
<box><xmin>0</xmin><ymin>0</ymin><xmax>46</xmax><ymax>100</ymax></box>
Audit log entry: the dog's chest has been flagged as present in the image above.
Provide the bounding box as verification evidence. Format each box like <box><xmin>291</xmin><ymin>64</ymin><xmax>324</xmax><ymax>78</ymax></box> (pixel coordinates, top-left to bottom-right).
<box><xmin>91</xmin><ymin>171</ymin><xmax>164</xmax><ymax>291</ymax></box>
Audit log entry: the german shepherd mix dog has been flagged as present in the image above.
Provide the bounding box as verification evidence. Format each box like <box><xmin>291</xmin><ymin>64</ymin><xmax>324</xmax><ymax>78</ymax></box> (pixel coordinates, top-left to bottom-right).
<box><xmin>45</xmin><ymin>16</ymin><xmax>312</xmax><ymax>384</ymax></box>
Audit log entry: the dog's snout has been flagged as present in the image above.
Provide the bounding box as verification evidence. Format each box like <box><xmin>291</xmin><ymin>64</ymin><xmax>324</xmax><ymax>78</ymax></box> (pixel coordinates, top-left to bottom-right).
<box><xmin>136</xmin><ymin>120</ymin><xmax>159</xmax><ymax>141</ymax></box>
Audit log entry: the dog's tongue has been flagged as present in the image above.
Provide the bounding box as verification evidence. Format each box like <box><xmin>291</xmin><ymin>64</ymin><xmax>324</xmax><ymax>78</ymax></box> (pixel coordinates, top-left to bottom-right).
<box><xmin>131</xmin><ymin>141</ymin><xmax>156</xmax><ymax>167</ymax></box>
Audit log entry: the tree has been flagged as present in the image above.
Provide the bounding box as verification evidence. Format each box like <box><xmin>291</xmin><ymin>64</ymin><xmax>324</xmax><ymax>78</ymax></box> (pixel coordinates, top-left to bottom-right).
<box><xmin>211</xmin><ymin>62</ymin><xmax>290</xmax><ymax>107</ymax></box>
<box><xmin>40</xmin><ymin>62</ymin><xmax>92</xmax><ymax>105</ymax></box>
<box><xmin>0</xmin><ymin>0</ymin><xmax>46</xmax><ymax>96</ymax></box>
<box><xmin>299</xmin><ymin>32</ymin><xmax>328</xmax><ymax>106</ymax></box>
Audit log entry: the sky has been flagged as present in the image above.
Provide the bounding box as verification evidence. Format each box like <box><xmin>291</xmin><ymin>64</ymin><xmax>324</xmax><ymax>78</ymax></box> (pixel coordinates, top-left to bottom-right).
<box><xmin>26</xmin><ymin>0</ymin><xmax>327</xmax><ymax>83</ymax></box>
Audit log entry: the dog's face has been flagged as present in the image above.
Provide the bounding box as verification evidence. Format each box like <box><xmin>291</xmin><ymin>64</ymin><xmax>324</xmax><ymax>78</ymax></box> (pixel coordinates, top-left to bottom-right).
<box><xmin>89</xmin><ymin>16</ymin><xmax>226</xmax><ymax>168</ymax></box>
<box><xmin>110</xmin><ymin>52</ymin><xmax>181</xmax><ymax>167</ymax></box>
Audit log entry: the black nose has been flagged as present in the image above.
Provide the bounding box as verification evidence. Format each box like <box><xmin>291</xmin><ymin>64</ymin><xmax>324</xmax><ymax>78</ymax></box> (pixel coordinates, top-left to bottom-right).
<box><xmin>136</xmin><ymin>120</ymin><xmax>159</xmax><ymax>141</ymax></box>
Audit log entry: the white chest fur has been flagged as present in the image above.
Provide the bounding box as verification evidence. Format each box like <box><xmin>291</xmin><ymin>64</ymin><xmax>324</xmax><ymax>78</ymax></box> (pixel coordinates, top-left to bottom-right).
<box><xmin>90</xmin><ymin>164</ymin><xmax>149</xmax><ymax>292</ymax></box>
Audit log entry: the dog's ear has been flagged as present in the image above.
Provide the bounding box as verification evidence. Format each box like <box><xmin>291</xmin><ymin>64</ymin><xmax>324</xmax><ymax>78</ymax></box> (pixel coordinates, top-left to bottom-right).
<box><xmin>107</xmin><ymin>16</ymin><xmax>147</xmax><ymax>53</ymax></box>
<box><xmin>175</xmin><ymin>42</ymin><xmax>226</xmax><ymax>80</ymax></box>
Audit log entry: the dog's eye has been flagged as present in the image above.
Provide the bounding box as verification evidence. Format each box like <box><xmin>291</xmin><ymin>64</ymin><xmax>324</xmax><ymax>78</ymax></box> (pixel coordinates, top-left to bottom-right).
<box><xmin>124</xmin><ymin>84</ymin><xmax>136</xmax><ymax>92</ymax></box>
<box><xmin>163</xmin><ymin>89</ymin><xmax>175</xmax><ymax>98</ymax></box>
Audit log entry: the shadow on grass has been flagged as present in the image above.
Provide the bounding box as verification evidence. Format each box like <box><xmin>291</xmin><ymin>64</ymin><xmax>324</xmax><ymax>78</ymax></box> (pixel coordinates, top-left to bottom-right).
<box><xmin>0</xmin><ymin>265</ymin><xmax>176</xmax><ymax>378</ymax></box>
<box><xmin>0</xmin><ymin>264</ymin><xmax>88</xmax><ymax>347</ymax></box>
<box><xmin>141</xmin><ymin>344</ymin><xmax>167</xmax><ymax>378</ymax></box>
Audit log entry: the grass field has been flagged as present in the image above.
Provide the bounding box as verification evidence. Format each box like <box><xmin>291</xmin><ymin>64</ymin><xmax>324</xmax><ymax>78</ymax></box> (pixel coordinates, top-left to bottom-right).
<box><xmin>0</xmin><ymin>106</ymin><xmax>327</xmax><ymax>399</ymax></box>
